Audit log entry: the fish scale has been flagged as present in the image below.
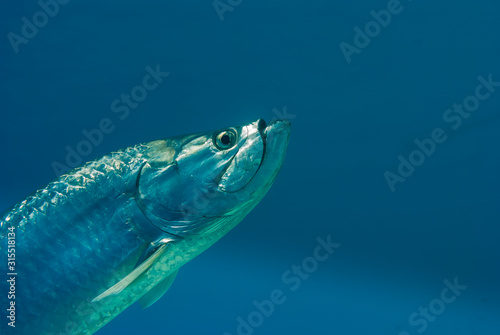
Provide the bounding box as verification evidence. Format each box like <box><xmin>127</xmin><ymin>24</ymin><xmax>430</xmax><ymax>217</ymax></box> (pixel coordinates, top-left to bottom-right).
<box><xmin>1</xmin><ymin>145</ymin><xmax>167</xmax><ymax>334</ymax></box>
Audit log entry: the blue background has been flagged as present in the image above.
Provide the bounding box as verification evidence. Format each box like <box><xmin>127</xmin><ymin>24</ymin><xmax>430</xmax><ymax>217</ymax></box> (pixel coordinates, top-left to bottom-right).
<box><xmin>1</xmin><ymin>0</ymin><xmax>499</xmax><ymax>334</ymax></box>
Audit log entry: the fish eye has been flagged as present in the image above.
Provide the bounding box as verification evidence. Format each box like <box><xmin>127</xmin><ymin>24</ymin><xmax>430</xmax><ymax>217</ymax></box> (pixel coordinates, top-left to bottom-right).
<box><xmin>214</xmin><ymin>129</ymin><xmax>237</xmax><ymax>150</ymax></box>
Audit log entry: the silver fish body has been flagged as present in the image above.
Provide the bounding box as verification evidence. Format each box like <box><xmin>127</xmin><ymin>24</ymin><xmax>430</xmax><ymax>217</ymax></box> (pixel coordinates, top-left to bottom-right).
<box><xmin>0</xmin><ymin>119</ymin><xmax>290</xmax><ymax>334</ymax></box>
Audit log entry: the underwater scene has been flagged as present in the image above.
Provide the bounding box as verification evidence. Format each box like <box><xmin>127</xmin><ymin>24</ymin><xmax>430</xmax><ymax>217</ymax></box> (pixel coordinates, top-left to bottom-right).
<box><xmin>1</xmin><ymin>0</ymin><xmax>499</xmax><ymax>334</ymax></box>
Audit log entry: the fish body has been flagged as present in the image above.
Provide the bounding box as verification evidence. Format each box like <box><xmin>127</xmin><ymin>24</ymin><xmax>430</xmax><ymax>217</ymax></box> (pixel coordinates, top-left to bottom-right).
<box><xmin>0</xmin><ymin>119</ymin><xmax>290</xmax><ymax>334</ymax></box>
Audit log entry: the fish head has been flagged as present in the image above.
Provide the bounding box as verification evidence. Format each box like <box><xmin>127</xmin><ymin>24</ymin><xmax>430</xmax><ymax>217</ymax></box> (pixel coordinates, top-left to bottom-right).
<box><xmin>136</xmin><ymin>119</ymin><xmax>290</xmax><ymax>238</ymax></box>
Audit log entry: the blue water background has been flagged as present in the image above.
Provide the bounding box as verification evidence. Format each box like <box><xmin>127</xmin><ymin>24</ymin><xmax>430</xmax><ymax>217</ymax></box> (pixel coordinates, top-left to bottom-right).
<box><xmin>1</xmin><ymin>0</ymin><xmax>499</xmax><ymax>334</ymax></box>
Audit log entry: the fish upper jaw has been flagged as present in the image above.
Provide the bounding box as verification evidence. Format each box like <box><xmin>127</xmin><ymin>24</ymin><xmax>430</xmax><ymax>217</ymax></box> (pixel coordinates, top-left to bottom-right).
<box><xmin>235</xmin><ymin>119</ymin><xmax>291</xmax><ymax>201</ymax></box>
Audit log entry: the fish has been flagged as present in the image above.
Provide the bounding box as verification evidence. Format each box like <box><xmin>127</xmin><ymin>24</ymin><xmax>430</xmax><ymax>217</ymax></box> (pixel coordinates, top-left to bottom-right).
<box><xmin>0</xmin><ymin>118</ymin><xmax>291</xmax><ymax>334</ymax></box>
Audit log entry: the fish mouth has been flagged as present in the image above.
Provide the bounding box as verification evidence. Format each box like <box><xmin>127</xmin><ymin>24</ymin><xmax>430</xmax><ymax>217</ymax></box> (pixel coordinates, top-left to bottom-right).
<box><xmin>256</xmin><ymin>118</ymin><xmax>291</xmax><ymax>167</ymax></box>
<box><xmin>257</xmin><ymin>118</ymin><xmax>268</xmax><ymax>144</ymax></box>
<box><xmin>252</xmin><ymin>118</ymin><xmax>291</xmax><ymax>186</ymax></box>
<box><xmin>257</xmin><ymin>118</ymin><xmax>291</xmax><ymax>147</ymax></box>
<box><xmin>262</xmin><ymin>119</ymin><xmax>291</xmax><ymax>143</ymax></box>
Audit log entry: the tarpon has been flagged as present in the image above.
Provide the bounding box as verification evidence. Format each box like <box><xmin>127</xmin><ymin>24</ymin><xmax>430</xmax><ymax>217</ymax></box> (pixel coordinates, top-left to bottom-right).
<box><xmin>0</xmin><ymin>119</ymin><xmax>290</xmax><ymax>334</ymax></box>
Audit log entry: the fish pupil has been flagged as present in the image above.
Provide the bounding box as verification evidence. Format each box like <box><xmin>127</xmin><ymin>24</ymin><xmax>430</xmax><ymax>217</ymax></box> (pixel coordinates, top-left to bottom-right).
<box><xmin>221</xmin><ymin>134</ymin><xmax>231</xmax><ymax>145</ymax></box>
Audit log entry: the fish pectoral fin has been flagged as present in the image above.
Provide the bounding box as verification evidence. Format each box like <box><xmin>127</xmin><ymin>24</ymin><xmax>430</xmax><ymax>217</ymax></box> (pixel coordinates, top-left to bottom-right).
<box><xmin>139</xmin><ymin>269</ymin><xmax>179</xmax><ymax>309</ymax></box>
<box><xmin>92</xmin><ymin>242</ymin><xmax>170</xmax><ymax>302</ymax></box>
